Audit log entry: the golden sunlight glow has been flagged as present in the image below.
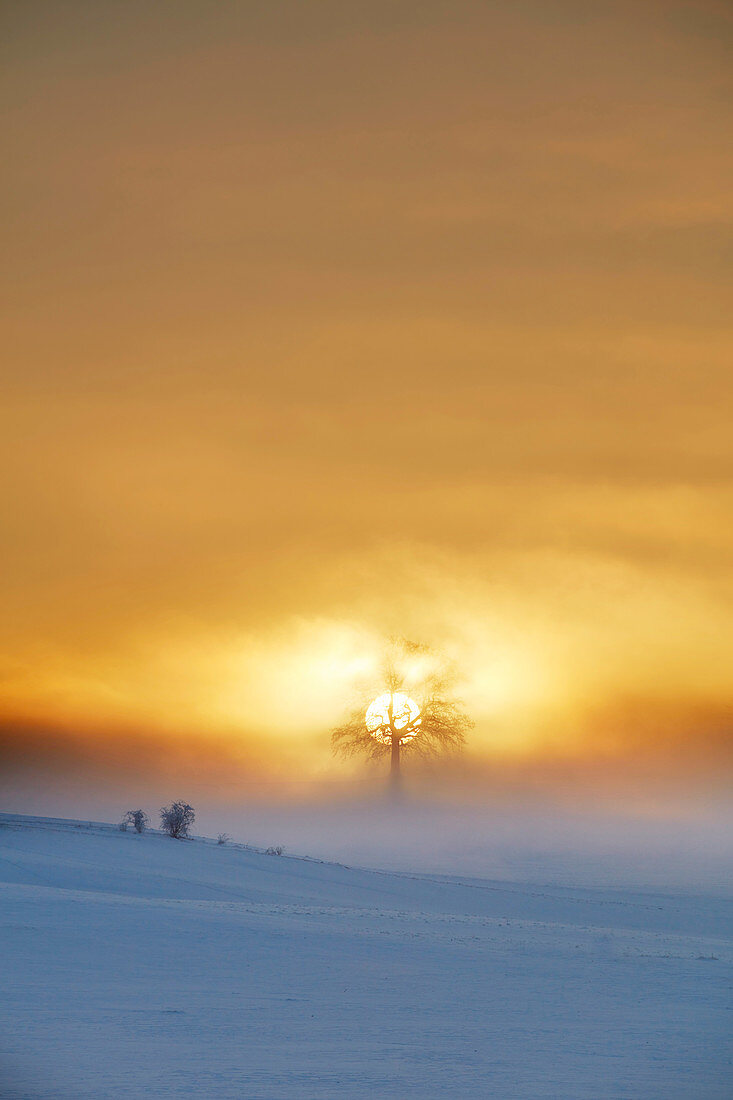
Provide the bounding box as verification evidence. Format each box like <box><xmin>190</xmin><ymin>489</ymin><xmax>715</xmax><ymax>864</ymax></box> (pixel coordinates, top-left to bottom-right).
<box><xmin>2</xmin><ymin>2</ymin><xmax>732</xmax><ymax>813</ymax></box>
<box><xmin>366</xmin><ymin>693</ymin><xmax>422</xmax><ymax>745</ymax></box>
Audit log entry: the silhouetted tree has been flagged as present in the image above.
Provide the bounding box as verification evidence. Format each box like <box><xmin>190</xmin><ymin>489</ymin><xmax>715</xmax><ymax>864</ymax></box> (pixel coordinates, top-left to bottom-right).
<box><xmin>160</xmin><ymin>801</ymin><xmax>195</xmax><ymax>839</ymax></box>
<box><xmin>122</xmin><ymin>809</ymin><xmax>149</xmax><ymax>834</ymax></box>
<box><xmin>331</xmin><ymin>638</ymin><xmax>472</xmax><ymax>795</ymax></box>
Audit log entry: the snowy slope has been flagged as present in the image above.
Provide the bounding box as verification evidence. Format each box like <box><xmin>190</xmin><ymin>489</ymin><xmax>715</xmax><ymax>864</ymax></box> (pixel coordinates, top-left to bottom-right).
<box><xmin>0</xmin><ymin>814</ymin><xmax>730</xmax><ymax>1099</ymax></box>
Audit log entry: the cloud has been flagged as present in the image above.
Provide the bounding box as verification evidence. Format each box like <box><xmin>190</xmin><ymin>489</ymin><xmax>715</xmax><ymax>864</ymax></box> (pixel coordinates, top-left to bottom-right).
<box><xmin>1</xmin><ymin>0</ymin><xmax>731</xmax><ymax>820</ymax></box>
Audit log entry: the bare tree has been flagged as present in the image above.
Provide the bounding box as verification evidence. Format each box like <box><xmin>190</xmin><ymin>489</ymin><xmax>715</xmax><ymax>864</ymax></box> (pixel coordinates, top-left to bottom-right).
<box><xmin>122</xmin><ymin>809</ymin><xmax>149</xmax><ymax>834</ymax></box>
<box><xmin>332</xmin><ymin>638</ymin><xmax>473</xmax><ymax>795</ymax></box>
<box><xmin>265</xmin><ymin>845</ymin><xmax>284</xmax><ymax>856</ymax></box>
<box><xmin>160</xmin><ymin>801</ymin><xmax>195</xmax><ymax>839</ymax></box>
<box><xmin>217</xmin><ymin>833</ymin><xmax>230</xmax><ymax>846</ymax></box>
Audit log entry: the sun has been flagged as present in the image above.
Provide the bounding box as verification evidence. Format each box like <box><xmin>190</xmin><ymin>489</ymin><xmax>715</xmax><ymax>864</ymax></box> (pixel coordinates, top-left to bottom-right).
<box><xmin>365</xmin><ymin>692</ymin><xmax>422</xmax><ymax>745</ymax></box>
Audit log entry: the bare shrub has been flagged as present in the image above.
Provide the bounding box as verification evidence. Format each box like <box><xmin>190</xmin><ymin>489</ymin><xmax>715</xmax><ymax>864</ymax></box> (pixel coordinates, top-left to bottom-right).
<box><xmin>265</xmin><ymin>845</ymin><xmax>284</xmax><ymax>856</ymax></box>
<box><xmin>217</xmin><ymin>833</ymin><xmax>230</xmax><ymax>846</ymax></box>
<box><xmin>160</xmin><ymin>801</ymin><xmax>195</xmax><ymax>839</ymax></box>
<box><xmin>123</xmin><ymin>809</ymin><xmax>149</xmax><ymax>834</ymax></box>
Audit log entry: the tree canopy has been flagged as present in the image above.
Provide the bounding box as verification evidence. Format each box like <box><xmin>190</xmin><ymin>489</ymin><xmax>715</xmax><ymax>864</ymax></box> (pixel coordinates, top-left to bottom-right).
<box><xmin>331</xmin><ymin>639</ymin><xmax>473</xmax><ymax>774</ymax></box>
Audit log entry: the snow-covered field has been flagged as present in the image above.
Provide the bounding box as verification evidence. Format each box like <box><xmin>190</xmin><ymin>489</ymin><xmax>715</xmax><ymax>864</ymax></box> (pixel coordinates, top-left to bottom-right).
<box><xmin>0</xmin><ymin>814</ymin><xmax>730</xmax><ymax>1099</ymax></box>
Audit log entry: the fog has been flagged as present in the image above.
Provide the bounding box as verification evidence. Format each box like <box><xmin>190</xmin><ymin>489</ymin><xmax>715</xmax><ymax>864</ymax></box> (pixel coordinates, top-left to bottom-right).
<box><xmin>5</xmin><ymin>778</ymin><xmax>731</xmax><ymax>896</ymax></box>
<box><xmin>211</xmin><ymin>799</ymin><xmax>733</xmax><ymax>894</ymax></box>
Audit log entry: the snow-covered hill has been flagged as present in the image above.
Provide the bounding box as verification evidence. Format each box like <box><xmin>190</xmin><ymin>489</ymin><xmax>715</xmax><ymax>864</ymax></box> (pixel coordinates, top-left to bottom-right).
<box><xmin>1</xmin><ymin>814</ymin><xmax>730</xmax><ymax>1099</ymax></box>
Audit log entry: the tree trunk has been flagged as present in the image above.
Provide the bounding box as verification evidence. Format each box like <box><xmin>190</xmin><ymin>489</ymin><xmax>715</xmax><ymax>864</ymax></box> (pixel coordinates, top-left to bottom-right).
<box><xmin>390</xmin><ymin>735</ymin><xmax>401</xmax><ymax>798</ymax></box>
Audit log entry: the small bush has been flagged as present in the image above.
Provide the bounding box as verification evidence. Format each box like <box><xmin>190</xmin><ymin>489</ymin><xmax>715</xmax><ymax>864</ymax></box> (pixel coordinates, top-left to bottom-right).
<box><xmin>123</xmin><ymin>809</ymin><xmax>149</xmax><ymax>834</ymax></box>
<box><xmin>265</xmin><ymin>845</ymin><xmax>284</xmax><ymax>856</ymax></box>
<box><xmin>217</xmin><ymin>833</ymin><xmax>230</xmax><ymax>846</ymax></box>
<box><xmin>160</xmin><ymin>801</ymin><xmax>195</xmax><ymax>839</ymax></box>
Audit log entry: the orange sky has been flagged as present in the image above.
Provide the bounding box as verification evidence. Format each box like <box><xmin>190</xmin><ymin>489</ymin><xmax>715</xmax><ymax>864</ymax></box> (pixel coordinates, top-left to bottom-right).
<box><xmin>2</xmin><ymin>0</ymin><xmax>732</xmax><ymax>813</ymax></box>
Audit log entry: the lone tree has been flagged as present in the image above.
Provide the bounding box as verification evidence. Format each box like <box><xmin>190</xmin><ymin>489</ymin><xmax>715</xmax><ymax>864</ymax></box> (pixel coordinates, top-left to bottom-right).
<box><xmin>331</xmin><ymin>638</ymin><xmax>473</xmax><ymax>795</ymax></box>
<box><xmin>122</xmin><ymin>809</ymin><xmax>149</xmax><ymax>834</ymax></box>
<box><xmin>160</xmin><ymin>801</ymin><xmax>195</xmax><ymax>839</ymax></box>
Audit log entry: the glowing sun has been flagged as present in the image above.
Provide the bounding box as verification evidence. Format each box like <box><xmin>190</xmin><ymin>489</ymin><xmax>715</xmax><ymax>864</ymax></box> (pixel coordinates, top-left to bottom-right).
<box><xmin>365</xmin><ymin>692</ymin><xmax>422</xmax><ymax>745</ymax></box>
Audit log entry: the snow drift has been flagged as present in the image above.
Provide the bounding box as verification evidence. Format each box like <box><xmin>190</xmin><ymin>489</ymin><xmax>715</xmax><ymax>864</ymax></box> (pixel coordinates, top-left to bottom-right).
<box><xmin>0</xmin><ymin>814</ymin><xmax>730</xmax><ymax>1098</ymax></box>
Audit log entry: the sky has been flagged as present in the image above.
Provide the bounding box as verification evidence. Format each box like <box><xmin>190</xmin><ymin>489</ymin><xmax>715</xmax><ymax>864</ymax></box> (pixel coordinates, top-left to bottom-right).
<box><xmin>1</xmin><ymin>1</ymin><xmax>732</xmax><ymax>839</ymax></box>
